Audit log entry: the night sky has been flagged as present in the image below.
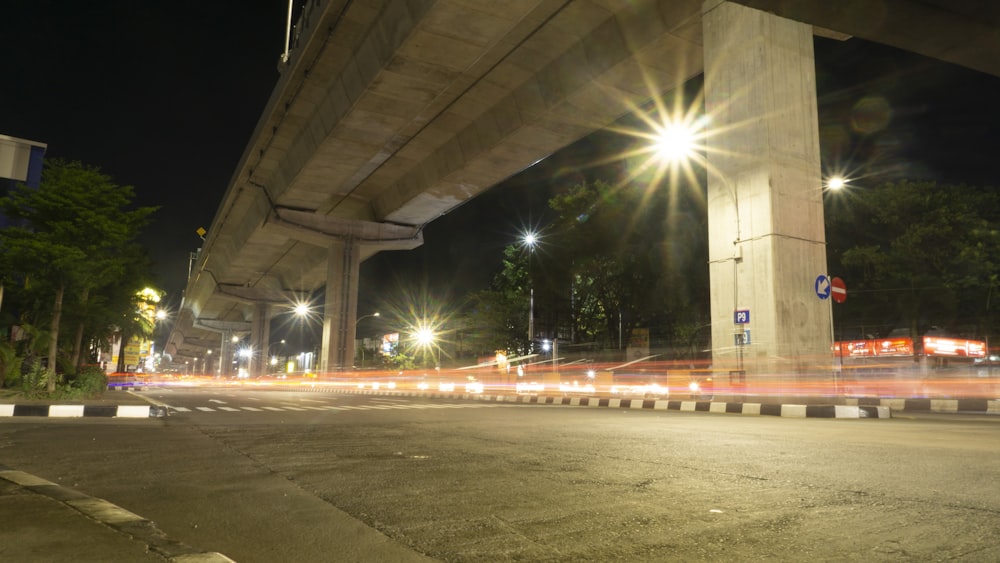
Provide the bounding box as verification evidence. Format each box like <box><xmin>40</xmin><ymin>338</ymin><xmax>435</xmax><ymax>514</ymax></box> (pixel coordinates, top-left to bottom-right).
<box><xmin>3</xmin><ymin>2</ymin><xmax>999</xmax><ymax>317</ymax></box>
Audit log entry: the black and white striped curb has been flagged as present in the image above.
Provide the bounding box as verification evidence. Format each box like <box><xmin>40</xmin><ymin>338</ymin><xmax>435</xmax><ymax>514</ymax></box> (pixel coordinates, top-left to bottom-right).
<box><xmin>0</xmin><ymin>404</ymin><xmax>168</xmax><ymax>418</ymax></box>
<box><xmin>849</xmin><ymin>397</ymin><xmax>1000</xmax><ymax>414</ymax></box>
<box><xmin>0</xmin><ymin>465</ymin><xmax>233</xmax><ymax>562</ymax></box>
<box><xmin>302</xmin><ymin>387</ymin><xmax>892</xmax><ymax>418</ymax></box>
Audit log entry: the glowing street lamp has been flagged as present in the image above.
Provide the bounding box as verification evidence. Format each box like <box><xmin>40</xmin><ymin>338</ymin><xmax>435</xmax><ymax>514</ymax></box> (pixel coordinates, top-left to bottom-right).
<box><xmin>414</xmin><ymin>325</ymin><xmax>437</xmax><ymax>368</ymax></box>
<box><xmin>521</xmin><ymin>231</ymin><xmax>538</xmax><ymax>350</ymax></box>
<box><xmin>356</xmin><ymin>312</ymin><xmax>380</xmax><ymax>367</ymax></box>
<box><xmin>356</xmin><ymin>311</ymin><xmax>380</xmax><ymax>326</ymax></box>
<box><xmin>652</xmin><ymin>123</ymin><xmax>696</xmax><ymax>163</ymax></box>
<box><xmin>826</xmin><ymin>176</ymin><xmax>847</xmax><ymax>190</ymax></box>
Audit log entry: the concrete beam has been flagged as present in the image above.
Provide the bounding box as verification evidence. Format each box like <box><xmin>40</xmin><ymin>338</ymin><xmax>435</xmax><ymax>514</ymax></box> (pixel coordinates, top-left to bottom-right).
<box><xmin>263</xmin><ymin>208</ymin><xmax>424</xmax><ymax>250</ymax></box>
<box><xmin>214</xmin><ymin>283</ymin><xmax>293</xmax><ymax>306</ymax></box>
<box><xmin>194</xmin><ymin>319</ymin><xmax>252</xmax><ymax>333</ymax></box>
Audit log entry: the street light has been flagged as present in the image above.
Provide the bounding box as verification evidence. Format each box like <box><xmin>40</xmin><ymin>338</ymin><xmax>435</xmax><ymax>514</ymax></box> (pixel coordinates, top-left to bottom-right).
<box><xmin>414</xmin><ymin>325</ymin><xmax>438</xmax><ymax>369</ymax></box>
<box><xmin>356</xmin><ymin>311</ymin><xmax>380</xmax><ymax>325</ymax></box>
<box><xmin>356</xmin><ymin>312</ymin><xmax>380</xmax><ymax>367</ymax></box>
<box><xmin>268</xmin><ymin>339</ymin><xmax>287</xmax><ymax>373</ymax></box>
<box><xmin>521</xmin><ymin>231</ymin><xmax>538</xmax><ymax>351</ymax></box>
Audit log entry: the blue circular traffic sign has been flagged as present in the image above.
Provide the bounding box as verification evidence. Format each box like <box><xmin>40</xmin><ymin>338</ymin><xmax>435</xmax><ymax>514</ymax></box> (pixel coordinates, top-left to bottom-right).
<box><xmin>815</xmin><ymin>275</ymin><xmax>831</xmax><ymax>300</ymax></box>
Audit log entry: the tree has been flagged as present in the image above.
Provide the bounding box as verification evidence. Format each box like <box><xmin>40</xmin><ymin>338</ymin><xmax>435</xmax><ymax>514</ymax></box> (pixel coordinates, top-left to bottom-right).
<box><xmin>462</xmin><ymin>245</ymin><xmax>533</xmax><ymax>355</ymax></box>
<box><xmin>826</xmin><ymin>180</ymin><xmax>1000</xmax><ymax>340</ymax></box>
<box><xmin>0</xmin><ymin>159</ymin><xmax>157</xmax><ymax>390</ymax></box>
<box><xmin>546</xmin><ymin>178</ymin><xmax>708</xmax><ymax>347</ymax></box>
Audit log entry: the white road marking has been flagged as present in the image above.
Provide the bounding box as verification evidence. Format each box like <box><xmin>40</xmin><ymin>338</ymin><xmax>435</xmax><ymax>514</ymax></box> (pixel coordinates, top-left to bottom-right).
<box><xmin>171</xmin><ymin>401</ymin><xmax>520</xmax><ymax>415</ymax></box>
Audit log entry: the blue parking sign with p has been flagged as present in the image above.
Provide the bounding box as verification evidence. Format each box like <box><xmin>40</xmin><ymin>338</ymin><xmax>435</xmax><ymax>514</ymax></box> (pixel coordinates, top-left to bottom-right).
<box><xmin>734</xmin><ymin>309</ymin><xmax>750</xmax><ymax>324</ymax></box>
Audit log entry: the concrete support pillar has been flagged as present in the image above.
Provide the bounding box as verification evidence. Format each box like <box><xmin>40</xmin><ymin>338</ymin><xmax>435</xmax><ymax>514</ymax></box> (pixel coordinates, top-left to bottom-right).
<box><xmin>320</xmin><ymin>238</ymin><xmax>360</xmax><ymax>373</ymax></box>
<box><xmin>218</xmin><ymin>330</ymin><xmax>233</xmax><ymax>378</ymax></box>
<box><xmin>702</xmin><ymin>1</ymin><xmax>832</xmax><ymax>376</ymax></box>
<box><xmin>249</xmin><ymin>303</ymin><xmax>271</xmax><ymax>377</ymax></box>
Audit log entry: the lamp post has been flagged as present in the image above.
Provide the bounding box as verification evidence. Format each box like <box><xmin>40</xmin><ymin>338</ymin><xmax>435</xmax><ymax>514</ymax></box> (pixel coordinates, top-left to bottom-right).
<box><xmin>355</xmin><ymin>312</ymin><xmax>379</xmax><ymax>367</ymax></box>
<box><xmin>415</xmin><ymin>325</ymin><xmax>437</xmax><ymax>369</ymax></box>
<box><xmin>268</xmin><ymin>339</ymin><xmax>287</xmax><ymax>374</ymax></box>
<box><xmin>522</xmin><ymin>232</ymin><xmax>538</xmax><ymax>352</ymax></box>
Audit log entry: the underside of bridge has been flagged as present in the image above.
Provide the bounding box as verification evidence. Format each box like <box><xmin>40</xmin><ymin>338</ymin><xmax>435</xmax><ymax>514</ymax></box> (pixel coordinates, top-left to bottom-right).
<box><xmin>164</xmin><ymin>0</ymin><xmax>1000</xmax><ymax>377</ymax></box>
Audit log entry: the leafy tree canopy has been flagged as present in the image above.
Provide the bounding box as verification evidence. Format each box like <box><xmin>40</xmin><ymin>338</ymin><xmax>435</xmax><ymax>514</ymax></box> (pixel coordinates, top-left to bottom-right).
<box><xmin>0</xmin><ymin>158</ymin><xmax>159</xmax><ymax>387</ymax></box>
<box><xmin>826</xmin><ymin>180</ymin><xmax>1000</xmax><ymax>339</ymax></box>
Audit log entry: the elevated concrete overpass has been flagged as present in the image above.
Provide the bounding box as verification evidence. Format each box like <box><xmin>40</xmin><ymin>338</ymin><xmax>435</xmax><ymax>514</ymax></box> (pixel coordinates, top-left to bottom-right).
<box><xmin>165</xmin><ymin>0</ymin><xmax>1000</xmax><ymax>377</ymax></box>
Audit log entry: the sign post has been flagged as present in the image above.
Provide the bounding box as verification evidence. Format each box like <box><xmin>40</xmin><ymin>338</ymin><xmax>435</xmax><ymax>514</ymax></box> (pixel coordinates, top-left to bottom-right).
<box><xmin>815</xmin><ymin>274</ymin><xmax>847</xmax><ymax>392</ymax></box>
<box><xmin>831</xmin><ymin>277</ymin><xmax>847</xmax><ymax>303</ymax></box>
<box><xmin>732</xmin><ymin>309</ymin><xmax>749</xmax><ymax>383</ymax></box>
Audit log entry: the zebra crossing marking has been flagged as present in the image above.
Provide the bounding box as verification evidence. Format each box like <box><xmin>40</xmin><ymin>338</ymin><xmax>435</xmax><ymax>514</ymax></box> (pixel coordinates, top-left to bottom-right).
<box><xmin>166</xmin><ymin>401</ymin><xmax>515</xmax><ymax>415</ymax></box>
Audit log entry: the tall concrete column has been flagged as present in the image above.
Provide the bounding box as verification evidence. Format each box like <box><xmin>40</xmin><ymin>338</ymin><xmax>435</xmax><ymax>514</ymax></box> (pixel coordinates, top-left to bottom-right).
<box><xmin>218</xmin><ymin>330</ymin><xmax>233</xmax><ymax>378</ymax></box>
<box><xmin>320</xmin><ymin>238</ymin><xmax>360</xmax><ymax>373</ymax></box>
<box><xmin>702</xmin><ymin>1</ymin><xmax>832</xmax><ymax>376</ymax></box>
<box><xmin>249</xmin><ymin>303</ymin><xmax>272</xmax><ymax>377</ymax></box>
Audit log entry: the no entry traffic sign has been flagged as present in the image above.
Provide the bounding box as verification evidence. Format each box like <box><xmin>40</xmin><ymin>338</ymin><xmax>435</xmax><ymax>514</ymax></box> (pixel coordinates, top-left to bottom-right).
<box><xmin>831</xmin><ymin>276</ymin><xmax>847</xmax><ymax>303</ymax></box>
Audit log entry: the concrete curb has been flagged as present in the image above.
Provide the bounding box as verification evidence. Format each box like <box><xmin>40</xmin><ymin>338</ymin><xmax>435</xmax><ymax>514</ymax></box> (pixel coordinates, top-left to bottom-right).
<box><xmin>0</xmin><ymin>466</ymin><xmax>233</xmax><ymax>562</ymax></box>
<box><xmin>302</xmin><ymin>387</ymin><xmax>892</xmax><ymax>419</ymax></box>
<box><xmin>0</xmin><ymin>404</ymin><xmax>168</xmax><ymax>418</ymax></box>
<box><xmin>850</xmin><ymin>397</ymin><xmax>1000</xmax><ymax>414</ymax></box>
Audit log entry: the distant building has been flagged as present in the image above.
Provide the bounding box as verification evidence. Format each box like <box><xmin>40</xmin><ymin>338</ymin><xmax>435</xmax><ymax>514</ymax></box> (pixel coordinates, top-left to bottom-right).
<box><xmin>0</xmin><ymin>134</ymin><xmax>47</xmax><ymax>228</ymax></box>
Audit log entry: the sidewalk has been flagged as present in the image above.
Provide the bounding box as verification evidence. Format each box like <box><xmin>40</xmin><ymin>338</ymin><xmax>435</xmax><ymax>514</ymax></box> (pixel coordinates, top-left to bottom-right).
<box><xmin>0</xmin><ymin>388</ymin><xmax>167</xmax><ymax>418</ymax></box>
<box><xmin>0</xmin><ymin>464</ymin><xmax>234</xmax><ymax>562</ymax></box>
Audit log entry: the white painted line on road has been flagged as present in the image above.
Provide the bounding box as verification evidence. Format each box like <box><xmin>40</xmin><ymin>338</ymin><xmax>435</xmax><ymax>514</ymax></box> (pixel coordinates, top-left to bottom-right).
<box><xmin>195</xmin><ymin>407</ymin><xmax>215</xmax><ymax>412</ymax></box>
<box><xmin>261</xmin><ymin>406</ymin><xmax>284</xmax><ymax>411</ymax></box>
<box><xmin>219</xmin><ymin>407</ymin><xmax>240</xmax><ymax>412</ymax></box>
<box><xmin>281</xmin><ymin>406</ymin><xmax>307</xmax><ymax>411</ymax></box>
<box><xmin>171</xmin><ymin>406</ymin><xmax>191</xmax><ymax>412</ymax></box>
<box><xmin>240</xmin><ymin>407</ymin><xmax>263</xmax><ymax>412</ymax></box>
<box><xmin>301</xmin><ymin>406</ymin><xmax>328</xmax><ymax>411</ymax></box>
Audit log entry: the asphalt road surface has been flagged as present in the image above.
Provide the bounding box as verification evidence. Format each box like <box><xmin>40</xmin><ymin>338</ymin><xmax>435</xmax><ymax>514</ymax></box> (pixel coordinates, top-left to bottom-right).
<box><xmin>2</xmin><ymin>387</ymin><xmax>999</xmax><ymax>562</ymax></box>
